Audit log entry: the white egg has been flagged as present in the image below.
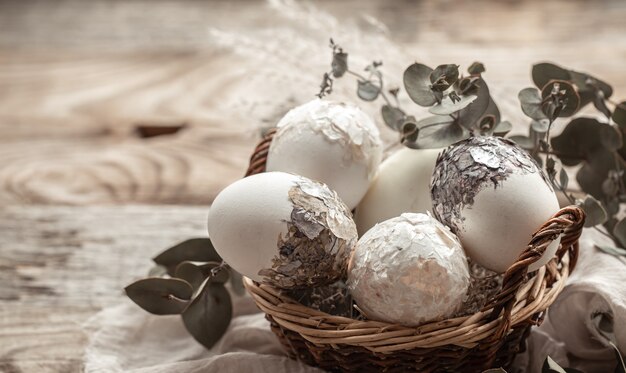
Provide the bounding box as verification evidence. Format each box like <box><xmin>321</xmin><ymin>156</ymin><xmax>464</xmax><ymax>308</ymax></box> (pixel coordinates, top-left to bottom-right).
<box><xmin>347</xmin><ymin>213</ymin><xmax>470</xmax><ymax>326</ymax></box>
<box><xmin>266</xmin><ymin>99</ymin><xmax>383</xmax><ymax>209</ymax></box>
<box><xmin>207</xmin><ymin>171</ymin><xmax>358</xmax><ymax>289</ymax></box>
<box><xmin>431</xmin><ymin>136</ymin><xmax>560</xmax><ymax>274</ymax></box>
<box><xmin>354</xmin><ymin>147</ymin><xmax>442</xmax><ymax>235</ymax></box>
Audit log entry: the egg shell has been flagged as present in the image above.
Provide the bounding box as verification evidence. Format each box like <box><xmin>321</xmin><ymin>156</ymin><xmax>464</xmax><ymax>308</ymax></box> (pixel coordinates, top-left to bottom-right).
<box><xmin>354</xmin><ymin>147</ymin><xmax>441</xmax><ymax>236</ymax></box>
<box><xmin>266</xmin><ymin>99</ymin><xmax>383</xmax><ymax>209</ymax></box>
<box><xmin>347</xmin><ymin>213</ymin><xmax>470</xmax><ymax>326</ymax></box>
<box><xmin>431</xmin><ymin>136</ymin><xmax>560</xmax><ymax>273</ymax></box>
<box><xmin>208</xmin><ymin>171</ymin><xmax>357</xmax><ymax>289</ymax></box>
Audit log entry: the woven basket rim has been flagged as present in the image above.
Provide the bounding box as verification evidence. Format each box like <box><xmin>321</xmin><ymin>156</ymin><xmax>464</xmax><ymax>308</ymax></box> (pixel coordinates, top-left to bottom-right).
<box><xmin>244</xmin><ymin>205</ymin><xmax>585</xmax><ymax>353</ymax></box>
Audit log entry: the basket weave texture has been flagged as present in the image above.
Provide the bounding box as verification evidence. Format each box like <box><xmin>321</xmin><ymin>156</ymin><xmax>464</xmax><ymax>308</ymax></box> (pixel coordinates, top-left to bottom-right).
<box><xmin>243</xmin><ymin>130</ymin><xmax>586</xmax><ymax>372</ymax></box>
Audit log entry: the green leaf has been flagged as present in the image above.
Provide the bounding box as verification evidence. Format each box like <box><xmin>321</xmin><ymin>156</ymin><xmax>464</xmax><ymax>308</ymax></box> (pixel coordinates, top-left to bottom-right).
<box><xmin>595</xmin><ymin>245</ymin><xmax>626</xmax><ymax>257</ymax></box>
<box><xmin>551</xmin><ymin>117</ymin><xmax>606</xmax><ymax>166</ymax></box>
<box><xmin>579</xmin><ymin>195</ymin><xmax>608</xmax><ymax>227</ymax></box>
<box><xmin>541</xmin><ymin>80</ymin><xmax>580</xmax><ymax>119</ymax></box>
<box><xmin>153</xmin><ymin>238</ymin><xmax>222</xmax><ymax>275</ymax></box>
<box><xmin>532</xmin><ymin>62</ymin><xmax>570</xmax><ymax>90</ymax></box>
<box><xmin>613</xmin><ymin>218</ymin><xmax>626</xmax><ymax>248</ymax></box>
<box><xmin>331</xmin><ymin>51</ymin><xmax>348</xmax><ymax>78</ymax></box>
<box><xmin>357</xmin><ymin>80</ymin><xmax>381</xmax><ymax>101</ymax></box>
<box><xmin>509</xmin><ymin>135</ymin><xmax>534</xmax><ymax>150</ymax></box>
<box><xmin>429</xmin><ymin>94</ymin><xmax>477</xmax><ymax>115</ymax></box>
<box><xmin>519</xmin><ymin>87</ymin><xmax>548</xmax><ymax>121</ymax></box>
<box><xmin>613</xmin><ymin>101</ymin><xmax>626</xmax><ymax>127</ymax></box>
<box><xmin>542</xmin><ymin>356</ymin><xmax>567</xmax><ymax>373</ymax></box>
<box><xmin>457</xmin><ymin>79</ymin><xmax>491</xmax><ymax>130</ymax></box>
<box><xmin>599</xmin><ymin>124</ymin><xmax>623</xmax><ymax>151</ymax></box>
<box><xmin>410</xmin><ymin>116</ymin><xmax>467</xmax><ymax>149</ymax></box>
<box><xmin>229</xmin><ymin>270</ymin><xmax>246</xmax><ymax>296</ymax></box>
<box><xmin>182</xmin><ymin>282</ymin><xmax>232</xmax><ymax>349</ymax></box>
<box><xmin>430</xmin><ymin>64</ymin><xmax>459</xmax><ymax>92</ymax></box>
<box><xmin>532</xmin><ymin>119</ymin><xmax>550</xmax><ymax>133</ymax></box>
<box><xmin>381</xmin><ymin>105</ymin><xmax>406</xmax><ymax>131</ymax></box>
<box><xmin>175</xmin><ymin>261</ymin><xmax>228</xmax><ymax>291</ymax></box>
<box><xmin>404</xmin><ymin>63</ymin><xmax>437</xmax><ymax>106</ymax></box>
<box><xmin>493</xmin><ymin>120</ymin><xmax>512</xmax><ymax>137</ymax></box>
<box><xmin>468</xmin><ymin>62</ymin><xmax>485</xmax><ymax>75</ymax></box>
<box><xmin>569</xmin><ymin>69</ymin><xmax>613</xmax><ymax>104</ymax></box>
<box><xmin>577</xmin><ymin>149</ymin><xmax>618</xmax><ymax>199</ymax></box>
<box><xmin>559</xmin><ymin>168</ymin><xmax>569</xmax><ymax>190</ymax></box>
<box><xmin>482</xmin><ymin>369</ymin><xmax>507</xmax><ymax>373</ymax></box>
<box><xmin>401</xmin><ymin>121</ymin><xmax>420</xmax><ymax>144</ymax></box>
<box><xmin>125</xmin><ymin>278</ymin><xmax>193</xmax><ymax>315</ymax></box>
<box><xmin>594</xmin><ymin>94</ymin><xmax>612</xmax><ymax>119</ymax></box>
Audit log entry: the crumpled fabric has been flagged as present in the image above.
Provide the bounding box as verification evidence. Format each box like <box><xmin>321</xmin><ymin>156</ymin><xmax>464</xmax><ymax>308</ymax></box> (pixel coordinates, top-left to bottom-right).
<box><xmin>85</xmin><ymin>228</ymin><xmax>625</xmax><ymax>373</ymax></box>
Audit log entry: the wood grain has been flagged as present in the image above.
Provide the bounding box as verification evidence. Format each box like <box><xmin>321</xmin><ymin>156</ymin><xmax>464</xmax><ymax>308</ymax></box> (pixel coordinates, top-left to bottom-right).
<box><xmin>1</xmin><ymin>0</ymin><xmax>626</xmax><ymax>372</ymax></box>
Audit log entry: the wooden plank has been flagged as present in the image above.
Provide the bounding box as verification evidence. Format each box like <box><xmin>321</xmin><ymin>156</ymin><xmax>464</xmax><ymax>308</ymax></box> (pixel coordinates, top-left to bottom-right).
<box><xmin>0</xmin><ymin>205</ymin><xmax>208</xmax><ymax>372</ymax></box>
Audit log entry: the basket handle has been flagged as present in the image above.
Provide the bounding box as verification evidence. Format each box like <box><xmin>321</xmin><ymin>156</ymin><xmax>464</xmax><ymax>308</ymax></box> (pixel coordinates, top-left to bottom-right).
<box><xmin>483</xmin><ymin>205</ymin><xmax>585</xmax><ymax>341</ymax></box>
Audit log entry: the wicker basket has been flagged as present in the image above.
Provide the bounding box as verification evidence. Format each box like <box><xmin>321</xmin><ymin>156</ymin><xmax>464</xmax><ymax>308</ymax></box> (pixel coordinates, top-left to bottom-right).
<box><xmin>243</xmin><ymin>129</ymin><xmax>586</xmax><ymax>372</ymax></box>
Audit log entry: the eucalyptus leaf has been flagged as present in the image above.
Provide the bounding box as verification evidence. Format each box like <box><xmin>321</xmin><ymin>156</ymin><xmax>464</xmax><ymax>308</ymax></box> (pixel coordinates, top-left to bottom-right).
<box><xmin>576</xmin><ymin>149</ymin><xmax>619</xmax><ymax>199</ymax></box>
<box><xmin>551</xmin><ymin>117</ymin><xmax>606</xmax><ymax>166</ymax></box>
<box><xmin>175</xmin><ymin>261</ymin><xmax>225</xmax><ymax>291</ymax></box>
<box><xmin>468</xmin><ymin>62</ymin><xmax>485</xmax><ymax>75</ymax></box>
<box><xmin>594</xmin><ymin>94</ymin><xmax>612</xmax><ymax>119</ymax></box>
<box><xmin>493</xmin><ymin>120</ymin><xmax>512</xmax><ymax>137</ymax></box>
<box><xmin>613</xmin><ymin>101</ymin><xmax>626</xmax><ymax>127</ymax></box>
<box><xmin>595</xmin><ymin>245</ymin><xmax>626</xmax><ymax>257</ymax></box>
<box><xmin>559</xmin><ymin>168</ymin><xmax>569</xmax><ymax>190</ymax></box>
<box><xmin>599</xmin><ymin>124</ymin><xmax>623</xmax><ymax>151</ymax></box>
<box><xmin>541</xmin><ymin>80</ymin><xmax>580</xmax><ymax>118</ymax></box>
<box><xmin>519</xmin><ymin>87</ymin><xmax>548</xmax><ymax>121</ymax></box>
<box><xmin>125</xmin><ymin>278</ymin><xmax>193</xmax><ymax>315</ymax></box>
<box><xmin>542</xmin><ymin>356</ymin><xmax>568</xmax><ymax>373</ymax></box>
<box><xmin>381</xmin><ymin>105</ymin><xmax>406</xmax><ymax>130</ymax></box>
<box><xmin>404</xmin><ymin>63</ymin><xmax>437</xmax><ymax>106</ymax></box>
<box><xmin>532</xmin><ymin>62</ymin><xmax>570</xmax><ymax>90</ymax></box>
<box><xmin>406</xmin><ymin>116</ymin><xmax>467</xmax><ymax>149</ymax></box>
<box><xmin>429</xmin><ymin>94</ymin><xmax>477</xmax><ymax>115</ymax></box>
<box><xmin>482</xmin><ymin>369</ymin><xmax>507</xmax><ymax>373</ymax></box>
<box><xmin>569</xmin><ymin>69</ymin><xmax>613</xmax><ymax>103</ymax></box>
<box><xmin>331</xmin><ymin>51</ymin><xmax>348</xmax><ymax>78</ymax></box>
<box><xmin>401</xmin><ymin>121</ymin><xmax>420</xmax><ymax>143</ymax></box>
<box><xmin>229</xmin><ymin>270</ymin><xmax>246</xmax><ymax>296</ymax></box>
<box><xmin>153</xmin><ymin>238</ymin><xmax>222</xmax><ymax>275</ymax></box>
<box><xmin>579</xmin><ymin>195</ymin><xmax>608</xmax><ymax>227</ymax></box>
<box><xmin>357</xmin><ymin>80</ymin><xmax>381</xmax><ymax>101</ymax></box>
<box><xmin>532</xmin><ymin>119</ymin><xmax>550</xmax><ymax>133</ymax></box>
<box><xmin>613</xmin><ymin>218</ymin><xmax>626</xmax><ymax>248</ymax></box>
<box><xmin>482</xmin><ymin>96</ymin><xmax>501</xmax><ymax>125</ymax></box>
<box><xmin>430</xmin><ymin>64</ymin><xmax>459</xmax><ymax>92</ymax></box>
<box><xmin>509</xmin><ymin>135</ymin><xmax>534</xmax><ymax>150</ymax></box>
<box><xmin>457</xmin><ymin>78</ymin><xmax>491</xmax><ymax>130</ymax></box>
<box><xmin>182</xmin><ymin>282</ymin><xmax>232</xmax><ymax>349</ymax></box>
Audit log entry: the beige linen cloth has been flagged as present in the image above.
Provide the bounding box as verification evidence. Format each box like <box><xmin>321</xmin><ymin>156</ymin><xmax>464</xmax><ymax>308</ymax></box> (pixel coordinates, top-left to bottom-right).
<box><xmin>85</xmin><ymin>229</ymin><xmax>625</xmax><ymax>373</ymax></box>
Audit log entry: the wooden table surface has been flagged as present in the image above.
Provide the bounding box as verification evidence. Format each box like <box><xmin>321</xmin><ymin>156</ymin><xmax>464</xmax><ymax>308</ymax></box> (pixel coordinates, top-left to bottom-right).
<box><xmin>1</xmin><ymin>0</ymin><xmax>625</xmax><ymax>371</ymax></box>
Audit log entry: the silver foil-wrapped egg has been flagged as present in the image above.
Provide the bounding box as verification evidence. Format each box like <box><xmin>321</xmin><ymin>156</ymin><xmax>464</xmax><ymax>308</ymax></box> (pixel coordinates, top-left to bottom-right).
<box><xmin>430</xmin><ymin>136</ymin><xmax>560</xmax><ymax>273</ymax></box>
<box><xmin>208</xmin><ymin>172</ymin><xmax>358</xmax><ymax>289</ymax></box>
<box><xmin>347</xmin><ymin>213</ymin><xmax>470</xmax><ymax>326</ymax></box>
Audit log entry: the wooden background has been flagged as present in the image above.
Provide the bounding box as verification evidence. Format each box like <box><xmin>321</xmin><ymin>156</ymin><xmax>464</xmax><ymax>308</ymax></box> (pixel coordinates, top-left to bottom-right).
<box><xmin>1</xmin><ymin>0</ymin><xmax>625</xmax><ymax>371</ymax></box>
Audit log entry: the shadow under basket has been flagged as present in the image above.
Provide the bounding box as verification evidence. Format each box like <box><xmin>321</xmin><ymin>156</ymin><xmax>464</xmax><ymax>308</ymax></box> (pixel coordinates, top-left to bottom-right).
<box><xmin>243</xmin><ymin>129</ymin><xmax>586</xmax><ymax>372</ymax></box>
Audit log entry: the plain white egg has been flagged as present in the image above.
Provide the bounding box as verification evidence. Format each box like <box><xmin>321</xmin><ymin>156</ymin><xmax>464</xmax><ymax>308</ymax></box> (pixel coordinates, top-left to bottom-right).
<box><xmin>354</xmin><ymin>147</ymin><xmax>442</xmax><ymax>236</ymax></box>
<box><xmin>431</xmin><ymin>136</ymin><xmax>560</xmax><ymax>274</ymax></box>
<box><xmin>207</xmin><ymin>171</ymin><xmax>358</xmax><ymax>289</ymax></box>
<box><xmin>347</xmin><ymin>213</ymin><xmax>470</xmax><ymax>326</ymax></box>
<box><xmin>266</xmin><ymin>99</ymin><xmax>383</xmax><ymax>209</ymax></box>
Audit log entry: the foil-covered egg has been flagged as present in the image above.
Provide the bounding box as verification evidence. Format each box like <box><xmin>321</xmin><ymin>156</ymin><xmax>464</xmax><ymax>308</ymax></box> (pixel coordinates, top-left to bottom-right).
<box><xmin>347</xmin><ymin>213</ymin><xmax>470</xmax><ymax>326</ymax></box>
<box><xmin>431</xmin><ymin>136</ymin><xmax>560</xmax><ymax>274</ymax></box>
<box><xmin>266</xmin><ymin>99</ymin><xmax>383</xmax><ymax>209</ymax></box>
<box><xmin>208</xmin><ymin>171</ymin><xmax>358</xmax><ymax>289</ymax></box>
<box><xmin>354</xmin><ymin>147</ymin><xmax>442</xmax><ymax>236</ymax></box>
